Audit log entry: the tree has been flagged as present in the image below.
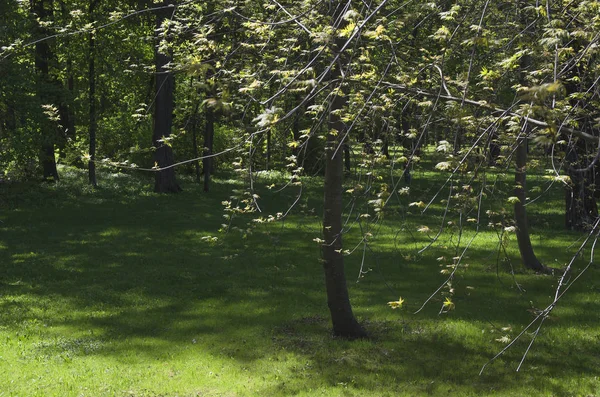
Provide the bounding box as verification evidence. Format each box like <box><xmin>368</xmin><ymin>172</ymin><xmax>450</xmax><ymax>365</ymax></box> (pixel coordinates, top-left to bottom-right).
<box><xmin>152</xmin><ymin>2</ymin><xmax>181</xmax><ymax>193</ymax></box>
<box><xmin>513</xmin><ymin>132</ymin><xmax>549</xmax><ymax>273</ymax></box>
<box><xmin>202</xmin><ymin>72</ymin><xmax>216</xmax><ymax>192</ymax></box>
<box><xmin>564</xmin><ymin>140</ymin><xmax>599</xmax><ymax>231</ymax></box>
<box><xmin>321</xmin><ymin>1</ymin><xmax>367</xmax><ymax>339</ymax></box>
<box><xmin>88</xmin><ymin>0</ymin><xmax>99</xmax><ymax>187</ymax></box>
<box><xmin>31</xmin><ymin>0</ymin><xmax>59</xmax><ymax>181</ymax></box>
<box><xmin>511</xmin><ymin>7</ymin><xmax>549</xmax><ymax>273</ymax></box>
<box><xmin>3</xmin><ymin>0</ymin><xmax>600</xmax><ymax>350</ymax></box>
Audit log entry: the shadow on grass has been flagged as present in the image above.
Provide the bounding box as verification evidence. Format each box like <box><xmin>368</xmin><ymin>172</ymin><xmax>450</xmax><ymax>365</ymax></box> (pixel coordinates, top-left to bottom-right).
<box><xmin>1</xmin><ymin>170</ymin><xmax>599</xmax><ymax>396</ymax></box>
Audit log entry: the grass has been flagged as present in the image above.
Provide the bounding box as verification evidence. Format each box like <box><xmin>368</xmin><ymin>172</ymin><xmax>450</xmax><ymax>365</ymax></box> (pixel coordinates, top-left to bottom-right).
<box><xmin>1</xmin><ymin>164</ymin><xmax>600</xmax><ymax>396</ymax></box>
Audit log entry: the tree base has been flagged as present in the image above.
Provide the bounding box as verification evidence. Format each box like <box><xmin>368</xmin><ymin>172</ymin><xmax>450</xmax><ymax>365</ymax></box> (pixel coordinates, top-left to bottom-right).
<box><xmin>526</xmin><ymin>261</ymin><xmax>562</xmax><ymax>276</ymax></box>
<box><xmin>154</xmin><ymin>184</ymin><xmax>182</xmax><ymax>194</ymax></box>
<box><xmin>332</xmin><ymin>320</ymin><xmax>369</xmax><ymax>340</ymax></box>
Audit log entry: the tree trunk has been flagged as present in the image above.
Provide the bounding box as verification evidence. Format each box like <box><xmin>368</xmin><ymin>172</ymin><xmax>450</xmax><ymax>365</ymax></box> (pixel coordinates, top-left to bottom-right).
<box><xmin>291</xmin><ymin>100</ymin><xmax>302</xmax><ymax>158</ymax></box>
<box><xmin>32</xmin><ymin>0</ymin><xmax>59</xmax><ymax>182</ymax></box>
<box><xmin>203</xmin><ymin>101</ymin><xmax>214</xmax><ymax>192</ymax></box>
<box><xmin>488</xmin><ymin>129</ymin><xmax>500</xmax><ymax>166</ymax></box>
<box><xmin>292</xmin><ymin>96</ymin><xmax>322</xmax><ymax>175</ymax></box>
<box><xmin>153</xmin><ymin>4</ymin><xmax>181</xmax><ymax>193</ymax></box>
<box><xmin>323</xmin><ymin>109</ymin><xmax>367</xmax><ymax>338</ymax></box>
<box><xmin>56</xmin><ymin>1</ymin><xmax>76</xmax><ymax>158</ymax></box>
<box><xmin>565</xmin><ymin>143</ymin><xmax>599</xmax><ymax>230</ymax></box>
<box><xmin>191</xmin><ymin>102</ymin><xmax>201</xmax><ymax>184</ymax></box>
<box><xmin>381</xmin><ymin>135</ymin><xmax>390</xmax><ymax>158</ymax></box>
<box><xmin>513</xmin><ymin>4</ymin><xmax>550</xmax><ymax>273</ymax></box>
<box><xmin>343</xmin><ymin>143</ymin><xmax>351</xmax><ymax>172</ymax></box>
<box><xmin>514</xmin><ymin>136</ymin><xmax>550</xmax><ymax>273</ymax></box>
<box><xmin>88</xmin><ymin>0</ymin><xmax>98</xmax><ymax>187</ymax></box>
<box><xmin>39</xmin><ymin>142</ymin><xmax>58</xmax><ymax>181</ymax></box>
<box><xmin>400</xmin><ymin>107</ymin><xmax>412</xmax><ymax>183</ymax></box>
<box><xmin>266</xmin><ymin>129</ymin><xmax>271</xmax><ymax>171</ymax></box>
<box><xmin>322</xmin><ymin>1</ymin><xmax>367</xmax><ymax>339</ymax></box>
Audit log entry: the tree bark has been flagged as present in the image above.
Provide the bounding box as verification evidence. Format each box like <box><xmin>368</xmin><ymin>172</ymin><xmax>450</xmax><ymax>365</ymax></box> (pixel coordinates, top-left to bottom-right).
<box><xmin>321</xmin><ymin>1</ymin><xmax>367</xmax><ymax>339</ymax></box>
<box><xmin>203</xmin><ymin>99</ymin><xmax>214</xmax><ymax>192</ymax></box>
<box><xmin>565</xmin><ymin>143</ymin><xmax>599</xmax><ymax>230</ymax></box>
<box><xmin>266</xmin><ymin>129</ymin><xmax>271</xmax><ymax>171</ymax></box>
<box><xmin>323</xmin><ymin>107</ymin><xmax>367</xmax><ymax>338</ymax></box>
<box><xmin>32</xmin><ymin>0</ymin><xmax>59</xmax><ymax>182</ymax></box>
<box><xmin>343</xmin><ymin>143</ymin><xmax>351</xmax><ymax>172</ymax></box>
<box><xmin>292</xmin><ymin>96</ymin><xmax>322</xmax><ymax>175</ymax></box>
<box><xmin>400</xmin><ymin>107</ymin><xmax>412</xmax><ymax>183</ymax></box>
<box><xmin>153</xmin><ymin>4</ymin><xmax>181</xmax><ymax>193</ymax></box>
<box><xmin>56</xmin><ymin>0</ymin><xmax>76</xmax><ymax>158</ymax></box>
<box><xmin>488</xmin><ymin>129</ymin><xmax>500</xmax><ymax>166</ymax></box>
<box><xmin>562</xmin><ymin>47</ymin><xmax>599</xmax><ymax>231</ymax></box>
<box><xmin>513</xmin><ymin>4</ymin><xmax>550</xmax><ymax>274</ymax></box>
<box><xmin>88</xmin><ymin>0</ymin><xmax>98</xmax><ymax>187</ymax></box>
<box><xmin>514</xmin><ymin>136</ymin><xmax>551</xmax><ymax>273</ymax></box>
<box><xmin>191</xmin><ymin>102</ymin><xmax>201</xmax><ymax>184</ymax></box>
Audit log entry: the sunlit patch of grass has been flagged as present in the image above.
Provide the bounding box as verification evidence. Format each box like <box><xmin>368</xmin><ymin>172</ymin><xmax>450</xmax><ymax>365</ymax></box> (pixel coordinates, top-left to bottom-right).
<box><xmin>1</xmin><ymin>165</ymin><xmax>599</xmax><ymax>396</ymax></box>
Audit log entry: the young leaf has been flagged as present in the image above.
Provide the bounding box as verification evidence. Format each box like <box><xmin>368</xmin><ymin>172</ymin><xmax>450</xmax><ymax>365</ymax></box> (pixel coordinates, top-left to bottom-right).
<box><xmin>387</xmin><ymin>297</ymin><xmax>404</xmax><ymax>309</ymax></box>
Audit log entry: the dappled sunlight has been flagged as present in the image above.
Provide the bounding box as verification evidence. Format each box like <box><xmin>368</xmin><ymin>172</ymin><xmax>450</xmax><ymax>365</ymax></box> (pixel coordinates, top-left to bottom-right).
<box><xmin>2</xmin><ymin>0</ymin><xmax>599</xmax><ymax>391</ymax></box>
<box><xmin>1</xmin><ymin>168</ymin><xmax>600</xmax><ymax>396</ymax></box>
<box><xmin>98</xmin><ymin>227</ymin><xmax>122</xmax><ymax>238</ymax></box>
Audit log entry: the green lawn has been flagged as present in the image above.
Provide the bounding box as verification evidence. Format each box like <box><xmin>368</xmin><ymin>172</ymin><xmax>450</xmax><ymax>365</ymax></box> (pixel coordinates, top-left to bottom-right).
<box><xmin>1</xmin><ymin>165</ymin><xmax>599</xmax><ymax>396</ymax></box>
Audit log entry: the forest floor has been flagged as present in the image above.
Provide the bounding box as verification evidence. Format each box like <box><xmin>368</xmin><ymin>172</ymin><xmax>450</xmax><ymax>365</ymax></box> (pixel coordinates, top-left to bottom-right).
<box><xmin>1</xmin><ymin>164</ymin><xmax>599</xmax><ymax>396</ymax></box>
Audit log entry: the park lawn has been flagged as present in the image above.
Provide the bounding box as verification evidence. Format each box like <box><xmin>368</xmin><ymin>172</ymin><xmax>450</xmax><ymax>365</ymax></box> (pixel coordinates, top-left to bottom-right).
<box><xmin>1</xmin><ymin>165</ymin><xmax>600</xmax><ymax>396</ymax></box>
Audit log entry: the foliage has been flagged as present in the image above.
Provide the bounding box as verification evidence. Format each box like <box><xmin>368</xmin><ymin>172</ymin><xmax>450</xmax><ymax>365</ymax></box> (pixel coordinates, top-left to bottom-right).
<box><xmin>1</xmin><ymin>0</ymin><xmax>600</xmax><ymax>378</ymax></box>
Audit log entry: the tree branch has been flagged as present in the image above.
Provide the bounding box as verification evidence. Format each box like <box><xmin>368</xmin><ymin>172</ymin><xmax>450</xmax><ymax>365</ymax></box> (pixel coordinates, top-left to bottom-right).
<box><xmin>379</xmin><ymin>81</ymin><xmax>599</xmax><ymax>144</ymax></box>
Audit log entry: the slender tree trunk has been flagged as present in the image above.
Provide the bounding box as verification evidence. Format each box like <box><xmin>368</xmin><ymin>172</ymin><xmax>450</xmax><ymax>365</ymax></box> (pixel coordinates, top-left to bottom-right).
<box><xmin>202</xmin><ymin>66</ymin><xmax>217</xmax><ymax>192</ymax></box>
<box><xmin>153</xmin><ymin>3</ymin><xmax>181</xmax><ymax>193</ymax></box>
<box><xmin>453</xmin><ymin>126</ymin><xmax>463</xmax><ymax>155</ymax></box>
<box><xmin>323</xmin><ymin>106</ymin><xmax>366</xmax><ymax>337</ymax></box>
<box><xmin>381</xmin><ymin>133</ymin><xmax>390</xmax><ymax>158</ymax></box>
<box><xmin>32</xmin><ymin>0</ymin><xmax>59</xmax><ymax>182</ymax></box>
<box><xmin>293</xmin><ymin>96</ymin><xmax>322</xmax><ymax>175</ymax></box>
<box><xmin>343</xmin><ymin>143</ymin><xmax>351</xmax><ymax>172</ymax></box>
<box><xmin>57</xmin><ymin>1</ymin><xmax>75</xmax><ymax>158</ymax></box>
<box><xmin>203</xmin><ymin>101</ymin><xmax>214</xmax><ymax>192</ymax></box>
<box><xmin>266</xmin><ymin>129</ymin><xmax>271</xmax><ymax>171</ymax></box>
<box><xmin>562</xmin><ymin>57</ymin><xmax>599</xmax><ymax>230</ymax></box>
<box><xmin>322</xmin><ymin>1</ymin><xmax>367</xmax><ymax>339</ymax></box>
<box><xmin>512</xmin><ymin>3</ymin><xmax>550</xmax><ymax>273</ymax></box>
<box><xmin>292</xmin><ymin>99</ymin><xmax>302</xmax><ymax>157</ymax></box>
<box><xmin>400</xmin><ymin>108</ymin><xmax>412</xmax><ymax>183</ymax></box>
<box><xmin>358</xmin><ymin>130</ymin><xmax>373</xmax><ymax>155</ymax></box>
<box><xmin>201</xmin><ymin>2</ymin><xmax>219</xmax><ymax>192</ymax></box>
<box><xmin>191</xmin><ymin>102</ymin><xmax>201</xmax><ymax>184</ymax></box>
<box><xmin>56</xmin><ymin>89</ymin><xmax>75</xmax><ymax>157</ymax></box>
<box><xmin>514</xmin><ymin>136</ymin><xmax>550</xmax><ymax>273</ymax></box>
<box><xmin>565</xmin><ymin>143</ymin><xmax>599</xmax><ymax>230</ymax></box>
<box><xmin>88</xmin><ymin>0</ymin><xmax>98</xmax><ymax>187</ymax></box>
<box><xmin>488</xmin><ymin>129</ymin><xmax>500</xmax><ymax>166</ymax></box>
